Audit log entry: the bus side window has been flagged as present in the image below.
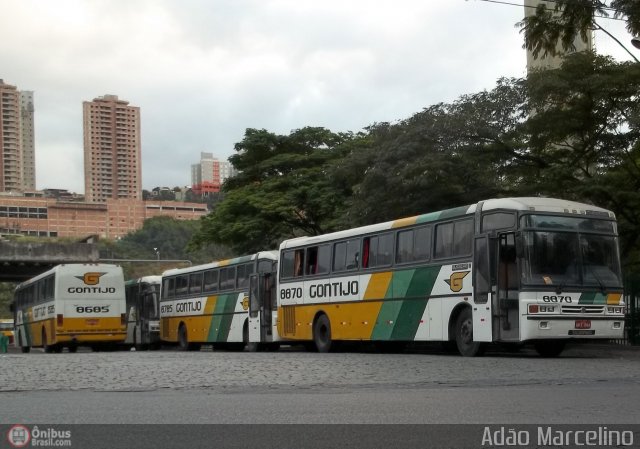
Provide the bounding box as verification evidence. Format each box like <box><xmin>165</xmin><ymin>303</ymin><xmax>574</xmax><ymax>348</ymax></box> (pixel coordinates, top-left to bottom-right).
<box><xmin>203</xmin><ymin>270</ymin><xmax>218</xmax><ymax>293</ymax></box>
<box><xmin>306</xmin><ymin>247</ymin><xmax>319</xmax><ymax>275</ymax></box>
<box><xmin>294</xmin><ymin>249</ymin><xmax>305</xmax><ymax>277</ymax></box>
<box><xmin>189</xmin><ymin>272</ymin><xmax>203</xmax><ymax>294</ymax></box>
<box><xmin>281</xmin><ymin>251</ymin><xmax>295</xmax><ymax>278</ymax></box>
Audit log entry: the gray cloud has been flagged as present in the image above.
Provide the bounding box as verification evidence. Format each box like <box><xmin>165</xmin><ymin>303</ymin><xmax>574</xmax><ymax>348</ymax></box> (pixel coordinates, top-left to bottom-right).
<box><xmin>0</xmin><ymin>0</ymin><xmax>632</xmax><ymax>192</ymax></box>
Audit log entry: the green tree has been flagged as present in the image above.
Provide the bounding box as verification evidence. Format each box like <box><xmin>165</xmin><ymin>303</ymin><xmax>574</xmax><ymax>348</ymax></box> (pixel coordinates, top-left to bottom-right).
<box><xmin>191</xmin><ymin>127</ymin><xmax>357</xmax><ymax>254</ymax></box>
<box><xmin>0</xmin><ymin>283</ymin><xmax>16</xmax><ymax>319</ymax></box>
<box><xmin>520</xmin><ymin>52</ymin><xmax>640</xmax><ymax>267</ymax></box>
<box><xmin>342</xmin><ymin>78</ymin><xmax>528</xmax><ymax>226</ymax></box>
<box><xmin>518</xmin><ymin>0</ymin><xmax>640</xmax><ymax>60</ymax></box>
<box><xmin>103</xmin><ymin>216</ymin><xmax>233</xmax><ymax>279</ymax></box>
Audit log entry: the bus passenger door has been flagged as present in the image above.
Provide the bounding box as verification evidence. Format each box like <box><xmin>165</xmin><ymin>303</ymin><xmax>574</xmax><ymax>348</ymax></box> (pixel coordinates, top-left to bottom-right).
<box><xmin>473</xmin><ymin>235</ymin><xmax>493</xmax><ymax>341</ymax></box>
<box><xmin>248</xmin><ymin>273</ymin><xmax>275</xmax><ymax>343</ymax></box>
<box><xmin>496</xmin><ymin>233</ymin><xmax>520</xmax><ymax>340</ymax></box>
<box><xmin>248</xmin><ymin>274</ymin><xmax>262</xmax><ymax>343</ymax></box>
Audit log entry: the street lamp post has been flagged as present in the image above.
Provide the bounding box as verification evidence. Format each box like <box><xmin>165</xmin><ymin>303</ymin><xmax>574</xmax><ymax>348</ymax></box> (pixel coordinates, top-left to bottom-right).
<box><xmin>153</xmin><ymin>247</ymin><xmax>160</xmax><ymax>260</ymax></box>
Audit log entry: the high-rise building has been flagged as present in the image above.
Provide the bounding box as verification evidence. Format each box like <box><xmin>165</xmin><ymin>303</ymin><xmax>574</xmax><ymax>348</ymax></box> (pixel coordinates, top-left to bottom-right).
<box><xmin>0</xmin><ymin>79</ymin><xmax>35</xmax><ymax>193</ymax></box>
<box><xmin>190</xmin><ymin>152</ymin><xmax>237</xmax><ymax>196</ymax></box>
<box><xmin>83</xmin><ymin>95</ymin><xmax>141</xmax><ymax>203</ymax></box>
<box><xmin>524</xmin><ymin>0</ymin><xmax>593</xmax><ymax>72</ymax></box>
<box><xmin>20</xmin><ymin>91</ymin><xmax>35</xmax><ymax>190</ymax></box>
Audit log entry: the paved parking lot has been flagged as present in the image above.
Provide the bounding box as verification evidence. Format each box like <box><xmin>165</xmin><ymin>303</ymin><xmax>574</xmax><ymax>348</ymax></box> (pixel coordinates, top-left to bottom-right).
<box><xmin>1</xmin><ymin>342</ymin><xmax>638</xmax><ymax>394</ymax></box>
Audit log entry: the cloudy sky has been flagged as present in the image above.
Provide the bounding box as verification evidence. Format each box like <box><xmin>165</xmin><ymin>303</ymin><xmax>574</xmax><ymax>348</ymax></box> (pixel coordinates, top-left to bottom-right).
<box><xmin>1</xmin><ymin>0</ymin><xmax>635</xmax><ymax>193</ymax></box>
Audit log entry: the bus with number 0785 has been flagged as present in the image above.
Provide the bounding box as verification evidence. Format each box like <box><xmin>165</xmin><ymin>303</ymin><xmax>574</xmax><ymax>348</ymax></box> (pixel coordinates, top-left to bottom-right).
<box><xmin>248</xmin><ymin>197</ymin><xmax>625</xmax><ymax>357</ymax></box>
<box><xmin>11</xmin><ymin>264</ymin><xmax>127</xmax><ymax>353</ymax></box>
<box><xmin>160</xmin><ymin>251</ymin><xmax>279</xmax><ymax>351</ymax></box>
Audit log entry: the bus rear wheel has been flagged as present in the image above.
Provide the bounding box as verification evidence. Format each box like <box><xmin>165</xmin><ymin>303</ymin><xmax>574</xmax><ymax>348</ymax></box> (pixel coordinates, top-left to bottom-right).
<box><xmin>455</xmin><ymin>308</ymin><xmax>484</xmax><ymax>357</ymax></box>
<box><xmin>42</xmin><ymin>329</ymin><xmax>58</xmax><ymax>354</ymax></box>
<box><xmin>177</xmin><ymin>324</ymin><xmax>190</xmax><ymax>351</ymax></box>
<box><xmin>313</xmin><ymin>314</ymin><xmax>333</xmax><ymax>353</ymax></box>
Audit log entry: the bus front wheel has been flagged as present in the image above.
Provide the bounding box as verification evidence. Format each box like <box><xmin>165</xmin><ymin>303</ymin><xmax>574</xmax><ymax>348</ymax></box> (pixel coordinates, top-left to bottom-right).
<box><xmin>313</xmin><ymin>314</ymin><xmax>333</xmax><ymax>353</ymax></box>
<box><xmin>455</xmin><ymin>308</ymin><xmax>484</xmax><ymax>357</ymax></box>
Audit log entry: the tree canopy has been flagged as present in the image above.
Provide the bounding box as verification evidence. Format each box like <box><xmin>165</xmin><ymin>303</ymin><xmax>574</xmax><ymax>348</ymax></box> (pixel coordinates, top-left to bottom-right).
<box><xmin>518</xmin><ymin>0</ymin><xmax>640</xmax><ymax>59</ymax></box>
<box><xmin>190</xmin><ymin>52</ymin><xmax>640</xmax><ymax>269</ymax></box>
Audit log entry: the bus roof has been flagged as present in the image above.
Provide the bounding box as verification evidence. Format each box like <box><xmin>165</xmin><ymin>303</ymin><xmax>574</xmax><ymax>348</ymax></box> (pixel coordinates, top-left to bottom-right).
<box><xmin>15</xmin><ymin>263</ymin><xmax>124</xmax><ymax>290</ymax></box>
<box><xmin>279</xmin><ymin>197</ymin><xmax>615</xmax><ymax>250</ymax></box>
<box><xmin>161</xmin><ymin>251</ymin><xmax>278</xmax><ymax>277</ymax></box>
<box><xmin>125</xmin><ymin>275</ymin><xmax>161</xmax><ymax>286</ymax></box>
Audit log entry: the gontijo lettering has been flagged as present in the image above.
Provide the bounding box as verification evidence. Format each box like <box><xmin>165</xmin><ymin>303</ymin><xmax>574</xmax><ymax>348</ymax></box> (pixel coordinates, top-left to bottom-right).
<box><xmin>309</xmin><ymin>281</ymin><xmax>359</xmax><ymax>298</ymax></box>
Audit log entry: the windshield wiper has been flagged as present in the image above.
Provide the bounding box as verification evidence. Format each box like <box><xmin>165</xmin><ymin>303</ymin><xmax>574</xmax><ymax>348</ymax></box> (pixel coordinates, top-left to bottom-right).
<box><xmin>585</xmin><ymin>264</ymin><xmax>607</xmax><ymax>294</ymax></box>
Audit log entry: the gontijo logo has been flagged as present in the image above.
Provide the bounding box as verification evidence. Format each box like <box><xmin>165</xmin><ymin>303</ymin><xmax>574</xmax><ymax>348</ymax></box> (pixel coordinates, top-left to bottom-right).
<box><xmin>75</xmin><ymin>272</ymin><xmax>107</xmax><ymax>285</ymax></box>
<box><xmin>7</xmin><ymin>424</ymin><xmax>30</xmax><ymax>448</ymax></box>
<box><xmin>445</xmin><ymin>271</ymin><xmax>470</xmax><ymax>293</ymax></box>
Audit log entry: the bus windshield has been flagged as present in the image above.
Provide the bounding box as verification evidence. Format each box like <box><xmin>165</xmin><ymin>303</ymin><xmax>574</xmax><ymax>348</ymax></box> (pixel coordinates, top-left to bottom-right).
<box><xmin>520</xmin><ymin>216</ymin><xmax>622</xmax><ymax>289</ymax></box>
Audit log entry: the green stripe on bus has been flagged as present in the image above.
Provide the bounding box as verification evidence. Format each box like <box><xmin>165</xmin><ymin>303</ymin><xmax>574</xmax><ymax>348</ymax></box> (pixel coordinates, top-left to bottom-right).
<box><xmin>207</xmin><ymin>294</ymin><xmax>238</xmax><ymax>342</ymax></box>
<box><xmin>371</xmin><ymin>269</ymin><xmax>413</xmax><ymax>339</ymax></box>
<box><xmin>438</xmin><ymin>205</ymin><xmax>471</xmax><ymax>220</ymax></box>
<box><xmin>390</xmin><ymin>266</ymin><xmax>440</xmax><ymax>340</ymax></box>
<box><xmin>579</xmin><ymin>292</ymin><xmax>607</xmax><ymax>305</ymax></box>
<box><xmin>415</xmin><ymin>212</ymin><xmax>440</xmax><ymax>224</ymax></box>
<box><xmin>371</xmin><ymin>299</ymin><xmax>403</xmax><ymax>340</ymax></box>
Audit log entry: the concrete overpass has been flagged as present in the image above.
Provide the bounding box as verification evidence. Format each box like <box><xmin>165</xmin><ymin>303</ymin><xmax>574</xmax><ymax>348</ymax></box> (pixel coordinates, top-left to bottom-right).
<box><xmin>0</xmin><ymin>240</ymin><xmax>99</xmax><ymax>282</ymax></box>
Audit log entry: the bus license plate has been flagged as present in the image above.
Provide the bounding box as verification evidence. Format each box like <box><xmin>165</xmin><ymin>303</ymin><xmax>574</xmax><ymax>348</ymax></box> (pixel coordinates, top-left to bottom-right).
<box><xmin>86</xmin><ymin>319</ymin><xmax>99</xmax><ymax>326</ymax></box>
<box><xmin>575</xmin><ymin>320</ymin><xmax>591</xmax><ymax>329</ymax></box>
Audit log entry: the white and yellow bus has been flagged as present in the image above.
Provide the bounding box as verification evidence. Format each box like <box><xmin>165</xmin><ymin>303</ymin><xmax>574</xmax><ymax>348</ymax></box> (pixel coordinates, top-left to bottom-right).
<box><xmin>124</xmin><ymin>276</ymin><xmax>161</xmax><ymax>350</ymax></box>
<box><xmin>12</xmin><ymin>264</ymin><xmax>127</xmax><ymax>353</ymax></box>
<box><xmin>255</xmin><ymin>198</ymin><xmax>624</xmax><ymax>357</ymax></box>
<box><xmin>160</xmin><ymin>251</ymin><xmax>278</xmax><ymax>351</ymax></box>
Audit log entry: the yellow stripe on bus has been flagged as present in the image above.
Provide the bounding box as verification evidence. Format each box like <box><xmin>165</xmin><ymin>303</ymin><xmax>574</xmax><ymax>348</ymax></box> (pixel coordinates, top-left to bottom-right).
<box><xmin>204</xmin><ymin>296</ymin><xmax>218</xmax><ymax>315</ymax></box>
<box><xmin>279</xmin><ymin>302</ymin><xmax>385</xmax><ymax>341</ymax></box>
<box><xmin>607</xmin><ymin>293</ymin><xmax>622</xmax><ymax>305</ymax></box>
<box><xmin>363</xmin><ymin>272</ymin><xmax>392</xmax><ymax>301</ymax></box>
<box><xmin>162</xmin><ymin>316</ymin><xmax>212</xmax><ymax>342</ymax></box>
<box><xmin>392</xmin><ymin>216</ymin><xmax>417</xmax><ymax>228</ymax></box>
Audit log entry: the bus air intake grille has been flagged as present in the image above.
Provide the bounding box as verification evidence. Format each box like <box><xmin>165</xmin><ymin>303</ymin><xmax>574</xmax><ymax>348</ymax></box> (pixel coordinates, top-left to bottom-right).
<box><xmin>561</xmin><ymin>305</ymin><xmax>604</xmax><ymax>314</ymax></box>
<box><xmin>283</xmin><ymin>306</ymin><xmax>296</xmax><ymax>336</ymax></box>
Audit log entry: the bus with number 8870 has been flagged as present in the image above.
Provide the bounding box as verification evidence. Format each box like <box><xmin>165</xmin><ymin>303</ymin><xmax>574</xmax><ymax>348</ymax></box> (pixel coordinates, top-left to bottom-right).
<box><xmin>248</xmin><ymin>197</ymin><xmax>625</xmax><ymax>356</ymax></box>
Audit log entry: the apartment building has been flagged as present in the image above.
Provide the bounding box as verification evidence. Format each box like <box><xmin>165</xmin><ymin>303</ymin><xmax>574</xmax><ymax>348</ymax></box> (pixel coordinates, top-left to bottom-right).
<box><xmin>190</xmin><ymin>152</ymin><xmax>237</xmax><ymax>196</ymax></box>
<box><xmin>524</xmin><ymin>0</ymin><xmax>593</xmax><ymax>72</ymax></box>
<box><xmin>83</xmin><ymin>95</ymin><xmax>141</xmax><ymax>203</ymax></box>
<box><xmin>0</xmin><ymin>80</ymin><xmax>35</xmax><ymax>193</ymax></box>
<box><xmin>0</xmin><ymin>194</ymin><xmax>208</xmax><ymax>239</ymax></box>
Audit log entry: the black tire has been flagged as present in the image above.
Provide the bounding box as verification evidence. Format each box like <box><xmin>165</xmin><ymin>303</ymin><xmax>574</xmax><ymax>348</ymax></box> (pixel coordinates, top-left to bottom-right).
<box><xmin>264</xmin><ymin>343</ymin><xmax>280</xmax><ymax>352</ymax></box>
<box><xmin>244</xmin><ymin>322</ymin><xmax>259</xmax><ymax>352</ymax></box>
<box><xmin>21</xmin><ymin>346</ymin><xmax>31</xmax><ymax>353</ymax></box>
<box><xmin>455</xmin><ymin>308</ymin><xmax>485</xmax><ymax>357</ymax></box>
<box><xmin>177</xmin><ymin>324</ymin><xmax>190</xmax><ymax>351</ymax></box>
<box><xmin>313</xmin><ymin>314</ymin><xmax>333</xmax><ymax>353</ymax></box>
<box><xmin>441</xmin><ymin>341</ymin><xmax>458</xmax><ymax>353</ymax></box>
<box><xmin>534</xmin><ymin>340</ymin><xmax>566</xmax><ymax>358</ymax></box>
<box><xmin>68</xmin><ymin>345</ymin><xmax>78</xmax><ymax>353</ymax></box>
<box><xmin>43</xmin><ymin>329</ymin><xmax>54</xmax><ymax>354</ymax></box>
